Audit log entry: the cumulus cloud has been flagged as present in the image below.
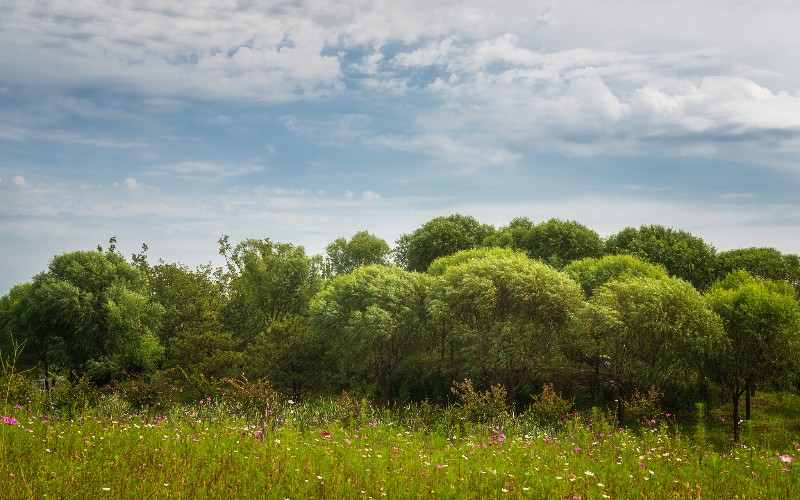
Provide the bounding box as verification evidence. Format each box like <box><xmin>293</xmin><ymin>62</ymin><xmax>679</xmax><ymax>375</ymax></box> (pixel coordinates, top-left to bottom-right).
<box><xmin>13</xmin><ymin>176</ymin><xmax>28</xmax><ymax>187</ymax></box>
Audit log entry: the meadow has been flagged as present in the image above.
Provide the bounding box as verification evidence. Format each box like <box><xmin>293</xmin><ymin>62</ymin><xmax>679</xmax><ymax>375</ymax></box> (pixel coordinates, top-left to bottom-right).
<box><xmin>3</xmin><ymin>391</ymin><xmax>800</xmax><ymax>499</ymax></box>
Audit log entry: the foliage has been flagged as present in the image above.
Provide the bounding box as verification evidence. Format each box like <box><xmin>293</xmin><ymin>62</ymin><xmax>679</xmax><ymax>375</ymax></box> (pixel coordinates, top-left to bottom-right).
<box><xmin>309</xmin><ymin>265</ymin><xmax>429</xmax><ymax>405</ymax></box>
<box><xmin>219</xmin><ymin>237</ymin><xmax>322</xmax><ymax>345</ymax></box>
<box><xmin>605</xmin><ymin>224</ymin><xmax>718</xmax><ymax>290</ymax></box>
<box><xmin>325</xmin><ymin>230</ymin><xmax>391</xmax><ymax>277</ymax></box>
<box><xmin>525</xmin><ymin>383</ymin><xmax>574</xmax><ymax>431</ymax></box>
<box><xmin>568</xmin><ymin>275</ymin><xmax>724</xmax><ymax>423</ymax></box>
<box><xmin>243</xmin><ymin>313</ymin><xmax>331</xmax><ymax>400</ymax></box>
<box><xmin>394</xmin><ymin>214</ymin><xmax>495</xmax><ymax>272</ymax></box>
<box><xmin>563</xmin><ymin>254</ymin><xmax>668</xmax><ymax>297</ymax></box>
<box><xmin>488</xmin><ymin>218</ymin><xmax>604</xmax><ymax>268</ymax></box>
<box><xmin>427</xmin><ymin>248</ymin><xmax>584</xmax><ymax>404</ymax></box>
<box><xmin>705</xmin><ymin>270</ymin><xmax>800</xmax><ymax>440</ymax></box>
<box><xmin>624</xmin><ymin>386</ymin><xmax>665</xmax><ymax>427</ymax></box>
<box><xmin>715</xmin><ymin>247</ymin><xmax>800</xmax><ymax>295</ymax></box>
<box><xmin>449</xmin><ymin>378</ymin><xmax>510</xmax><ymax>427</ymax></box>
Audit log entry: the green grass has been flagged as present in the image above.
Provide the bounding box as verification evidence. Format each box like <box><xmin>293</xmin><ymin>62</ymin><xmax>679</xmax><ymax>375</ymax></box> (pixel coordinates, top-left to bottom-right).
<box><xmin>2</xmin><ymin>398</ymin><xmax>800</xmax><ymax>499</ymax></box>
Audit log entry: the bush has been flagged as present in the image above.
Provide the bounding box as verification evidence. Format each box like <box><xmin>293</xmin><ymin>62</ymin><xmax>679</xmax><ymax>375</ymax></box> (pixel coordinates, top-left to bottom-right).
<box><xmin>526</xmin><ymin>383</ymin><xmax>574</xmax><ymax>430</ymax></box>
<box><xmin>219</xmin><ymin>376</ymin><xmax>283</xmax><ymax>419</ymax></box>
<box><xmin>47</xmin><ymin>374</ymin><xmax>99</xmax><ymax>418</ymax></box>
<box><xmin>625</xmin><ymin>386</ymin><xmax>664</xmax><ymax>426</ymax></box>
<box><xmin>449</xmin><ymin>379</ymin><xmax>510</xmax><ymax>428</ymax></box>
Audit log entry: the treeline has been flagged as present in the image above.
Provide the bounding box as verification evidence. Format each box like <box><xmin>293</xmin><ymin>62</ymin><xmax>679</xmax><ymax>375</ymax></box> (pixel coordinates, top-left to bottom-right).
<box><xmin>2</xmin><ymin>215</ymin><xmax>800</xmax><ymax>440</ymax></box>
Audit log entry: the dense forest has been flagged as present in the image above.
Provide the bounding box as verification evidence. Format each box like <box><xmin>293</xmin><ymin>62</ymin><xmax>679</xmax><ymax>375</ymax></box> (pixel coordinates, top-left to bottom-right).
<box><xmin>2</xmin><ymin>215</ymin><xmax>800</xmax><ymax>441</ymax></box>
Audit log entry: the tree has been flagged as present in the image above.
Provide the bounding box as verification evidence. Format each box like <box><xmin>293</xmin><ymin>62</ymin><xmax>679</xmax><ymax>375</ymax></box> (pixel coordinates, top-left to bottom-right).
<box><xmin>488</xmin><ymin>218</ymin><xmax>603</xmax><ymax>269</ymax></box>
<box><xmin>705</xmin><ymin>271</ymin><xmax>800</xmax><ymax>441</ymax></box>
<box><xmin>605</xmin><ymin>225</ymin><xmax>717</xmax><ymax>291</ymax></box>
<box><xmin>149</xmin><ymin>262</ymin><xmax>226</xmax><ymax>353</ymax></box>
<box><xmin>309</xmin><ymin>265</ymin><xmax>429</xmax><ymax>405</ymax></box>
<box><xmin>394</xmin><ymin>214</ymin><xmax>495</xmax><ymax>272</ymax></box>
<box><xmin>569</xmin><ymin>275</ymin><xmax>723</xmax><ymax>423</ymax></box>
<box><xmin>715</xmin><ymin>247</ymin><xmax>800</xmax><ymax>295</ymax></box>
<box><xmin>563</xmin><ymin>254</ymin><xmax>668</xmax><ymax>297</ymax></box>
<box><xmin>426</xmin><ymin>248</ymin><xmax>584</xmax><ymax>406</ymax></box>
<box><xmin>2</xmin><ymin>250</ymin><xmax>164</xmax><ymax>384</ymax></box>
<box><xmin>219</xmin><ymin>237</ymin><xmax>323</xmax><ymax>345</ymax></box>
<box><xmin>244</xmin><ymin>313</ymin><xmax>332</xmax><ymax>400</ymax></box>
<box><xmin>325</xmin><ymin>230</ymin><xmax>391</xmax><ymax>277</ymax></box>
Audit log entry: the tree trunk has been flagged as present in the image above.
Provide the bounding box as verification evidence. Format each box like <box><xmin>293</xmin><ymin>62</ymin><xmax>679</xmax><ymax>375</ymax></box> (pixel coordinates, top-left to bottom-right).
<box><xmin>745</xmin><ymin>381</ymin><xmax>753</xmax><ymax>421</ymax></box>
<box><xmin>732</xmin><ymin>391</ymin><xmax>741</xmax><ymax>442</ymax></box>
<box><xmin>617</xmin><ymin>396</ymin><xmax>625</xmax><ymax>425</ymax></box>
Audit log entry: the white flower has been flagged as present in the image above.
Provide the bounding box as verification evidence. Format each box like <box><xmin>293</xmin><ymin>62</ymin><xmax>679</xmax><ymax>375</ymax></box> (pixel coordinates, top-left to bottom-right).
<box><xmin>585</xmin><ymin>471</ymin><xmax>595</xmax><ymax>477</ymax></box>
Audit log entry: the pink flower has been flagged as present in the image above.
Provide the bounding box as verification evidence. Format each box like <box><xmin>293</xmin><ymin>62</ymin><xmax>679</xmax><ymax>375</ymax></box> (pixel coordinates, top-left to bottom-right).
<box><xmin>437</xmin><ymin>464</ymin><xmax>444</xmax><ymax>469</ymax></box>
<box><xmin>13</xmin><ymin>405</ymin><xmax>22</xmax><ymax>410</ymax></box>
<box><xmin>344</xmin><ymin>439</ymin><xmax>351</xmax><ymax>445</ymax></box>
<box><xmin>254</xmin><ymin>430</ymin><xmax>262</xmax><ymax>438</ymax></box>
<box><xmin>780</xmin><ymin>455</ymin><xmax>793</xmax><ymax>463</ymax></box>
<box><xmin>369</xmin><ymin>422</ymin><xmax>377</xmax><ymax>428</ymax></box>
<box><xmin>2</xmin><ymin>416</ymin><xmax>19</xmax><ymax>425</ymax></box>
<box><xmin>322</xmin><ymin>431</ymin><xmax>330</xmax><ymax>437</ymax></box>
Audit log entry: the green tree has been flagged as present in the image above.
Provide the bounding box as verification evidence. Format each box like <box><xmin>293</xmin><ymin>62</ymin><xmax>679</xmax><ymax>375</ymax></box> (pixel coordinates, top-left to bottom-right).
<box><xmin>309</xmin><ymin>265</ymin><xmax>429</xmax><ymax>405</ymax></box>
<box><xmin>149</xmin><ymin>262</ymin><xmax>226</xmax><ymax>352</ymax></box>
<box><xmin>394</xmin><ymin>214</ymin><xmax>495</xmax><ymax>272</ymax></box>
<box><xmin>705</xmin><ymin>271</ymin><xmax>800</xmax><ymax>441</ymax></box>
<box><xmin>426</xmin><ymin>248</ymin><xmax>584</xmax><ymax>406</ymax></box>
<box><xmin>563</xmin><ymin>254</ymin><xmax>668</xmax><ymax>297</ymax></box>
<box><xmin>715</xmin><ymin>247</ymin><xmax>800</xmax><ymax>295</ymax></box>
<box><xmin>2</xmin><ymin>250</ymin><xmax>164</xmax><ymax>384</ymax></box>
<box><xmin>325</xmin><ymin>230</ymin><xmax>391</xmax><ymax>277</ymax></box>
<box><xmin>244</xmin><ymin>313</ymin><xmax>331</xmax><ymax>400</ymax></box>
<box><xmin>569</xmin><ymin>275</ymin><xmax>723</xmax><ymax>423</ymax></box>
<box><xmin>219</xmin><ymin>237</ymin><xmax>322</xmax><ymax>345</ymax></box>
<box><xmin>488</xmin><ymin>218</ymin><xmax>603</xmax><ymax>268</ymax></box>
<box><xmin>605</xmin><ymin>225</ymin><xmax>717</xmax><ymax>290</ymax></box>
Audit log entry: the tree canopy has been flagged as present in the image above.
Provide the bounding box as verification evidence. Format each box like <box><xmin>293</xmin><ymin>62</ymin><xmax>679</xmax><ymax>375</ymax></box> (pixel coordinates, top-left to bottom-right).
<box><xmin>394</xmin><ymin>214</ymin><xmax>495</xmax><ymax>272</ymax></box>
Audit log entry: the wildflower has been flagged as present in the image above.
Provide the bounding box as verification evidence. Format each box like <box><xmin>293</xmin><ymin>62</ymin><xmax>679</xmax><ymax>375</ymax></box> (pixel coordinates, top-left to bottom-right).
<box><xmin>254</xmin><ymin>430</ymin><xmax>262</xmax><ymax>438</ymax></box>
<box><xmin>421</xmin><ymin>472</ymin><xmax>426</xmax><ymax>476</ymax></box>
<box><xmin>13</xmin><ymin>405</ymin><xmax>22</xmax><ymax>410</ymax></box>
<box><xmin>780</xmin><ymin>455</ymin><xmax>793</xmax><ymax>463</ymax></box>
<box><xmin>574</xmin><ymin>446</ymin><xmax>581</xmax><ymax>452</ymax></box>
<box><xmin>584</xmin><ymin>471</ymin><xmax>595</xmax><ymax>477</ymax></box>
<box><xmin>369</xmin><ymin>422</ymin><xmax>378</xmax><ymax>428</ymax></box>
<box><xmin>437</xmin><ymin>464</ymin><xmax>444</xmax><ymax>469</ymax></box>
<box><xmin>102</xmin><ymin>487</ymin><xmax>111</xmax><ymax>491</ymax></box>
<box><xmin>344</xmin><ymin>439</ymin><xmax>351</xmax><ymax>445</ymax></box>
<box><xmin>2</xmin><ymin>416</ymin><xmax>19</xmax><ymax>425</ymax></box>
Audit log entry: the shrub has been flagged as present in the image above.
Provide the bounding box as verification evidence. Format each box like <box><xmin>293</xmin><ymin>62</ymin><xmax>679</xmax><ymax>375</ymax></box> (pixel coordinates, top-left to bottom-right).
<box><xmin>449</xmin><ymin>379</ymin><xmax>510</xmax><ymax>428</ymax></box>
<box><xmin>526</xmin><ymin>383</ymin><xmax>574</xmax><ymax>430</ymax></box>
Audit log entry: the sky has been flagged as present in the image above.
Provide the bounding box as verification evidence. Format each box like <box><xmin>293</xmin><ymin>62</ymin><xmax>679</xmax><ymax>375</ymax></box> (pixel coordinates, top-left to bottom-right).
<box><xmin>2</xmin><ymin>0</ymin><xmax>800</xmax><ymax>293</ymax></box>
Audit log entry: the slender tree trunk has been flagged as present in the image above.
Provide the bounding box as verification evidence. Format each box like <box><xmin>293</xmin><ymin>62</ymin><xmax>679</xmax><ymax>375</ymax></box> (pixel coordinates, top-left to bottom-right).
<box><xmin>617</xmin><ymin>395</ymin><xmax>625</xmax><ymax>425</ymax></box>
<box><xmin>732</xmin><ymin>388</ymin><xmax>746</xmax><ymax>442</ymax></box>
<box><xmin>745</xmin><ymin>381</ymin><xmax>753</xmax><ymax>421</ymax></box>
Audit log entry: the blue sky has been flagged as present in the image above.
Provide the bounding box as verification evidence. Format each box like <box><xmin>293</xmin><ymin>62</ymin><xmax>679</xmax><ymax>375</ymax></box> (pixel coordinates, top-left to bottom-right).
<box><xmin>2</xmin><ymin>0</ymin><xmax>800</xmax><ymax>293</ymax></box>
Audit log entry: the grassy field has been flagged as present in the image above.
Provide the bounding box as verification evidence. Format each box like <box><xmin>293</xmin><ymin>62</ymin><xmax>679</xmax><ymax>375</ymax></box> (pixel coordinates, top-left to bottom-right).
<box><xmin>2</xmin><ymin>394</ymin><xmax>800</xmax><ymax>499</ymax></box>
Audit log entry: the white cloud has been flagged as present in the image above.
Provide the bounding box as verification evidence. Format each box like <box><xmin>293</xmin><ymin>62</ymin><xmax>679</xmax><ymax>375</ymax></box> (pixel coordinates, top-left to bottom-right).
<box><xmin>13</xmin><ymin>175</ymin><xmax>28</xmax><ymax>187</ymax></box>
<box><xmin>343</xmin><ymin>191</ymin><xmax>354</xmax><ymax>199</ymax></box>
<box><xmin>153</xmin><ymin>161</ymin><xmax>264</xmax><ymax>179</ymax></box>
<box><xmin>361</xmin><ymin>190</ymin><xmax>381</xmax><ymax>200</ymax></box>
<box><xmin>125</xmin><ymin>178</ymin><xmax>142</xmax><ymax>192</ymax></box>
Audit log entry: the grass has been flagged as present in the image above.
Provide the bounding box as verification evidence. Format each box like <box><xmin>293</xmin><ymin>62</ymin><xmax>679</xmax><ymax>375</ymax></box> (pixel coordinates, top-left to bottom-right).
<box><xmin>2</xmin><ymin>395</ymin><xmax>800</xmax><ymax>499</ymax></box>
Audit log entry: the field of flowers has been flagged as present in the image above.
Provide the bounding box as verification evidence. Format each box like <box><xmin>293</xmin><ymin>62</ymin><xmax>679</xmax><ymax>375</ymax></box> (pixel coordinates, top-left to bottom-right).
<box><xmin>2</xmin><ymin>395</ymin><xmax>799</xmax><ymax>499</ymax></box>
